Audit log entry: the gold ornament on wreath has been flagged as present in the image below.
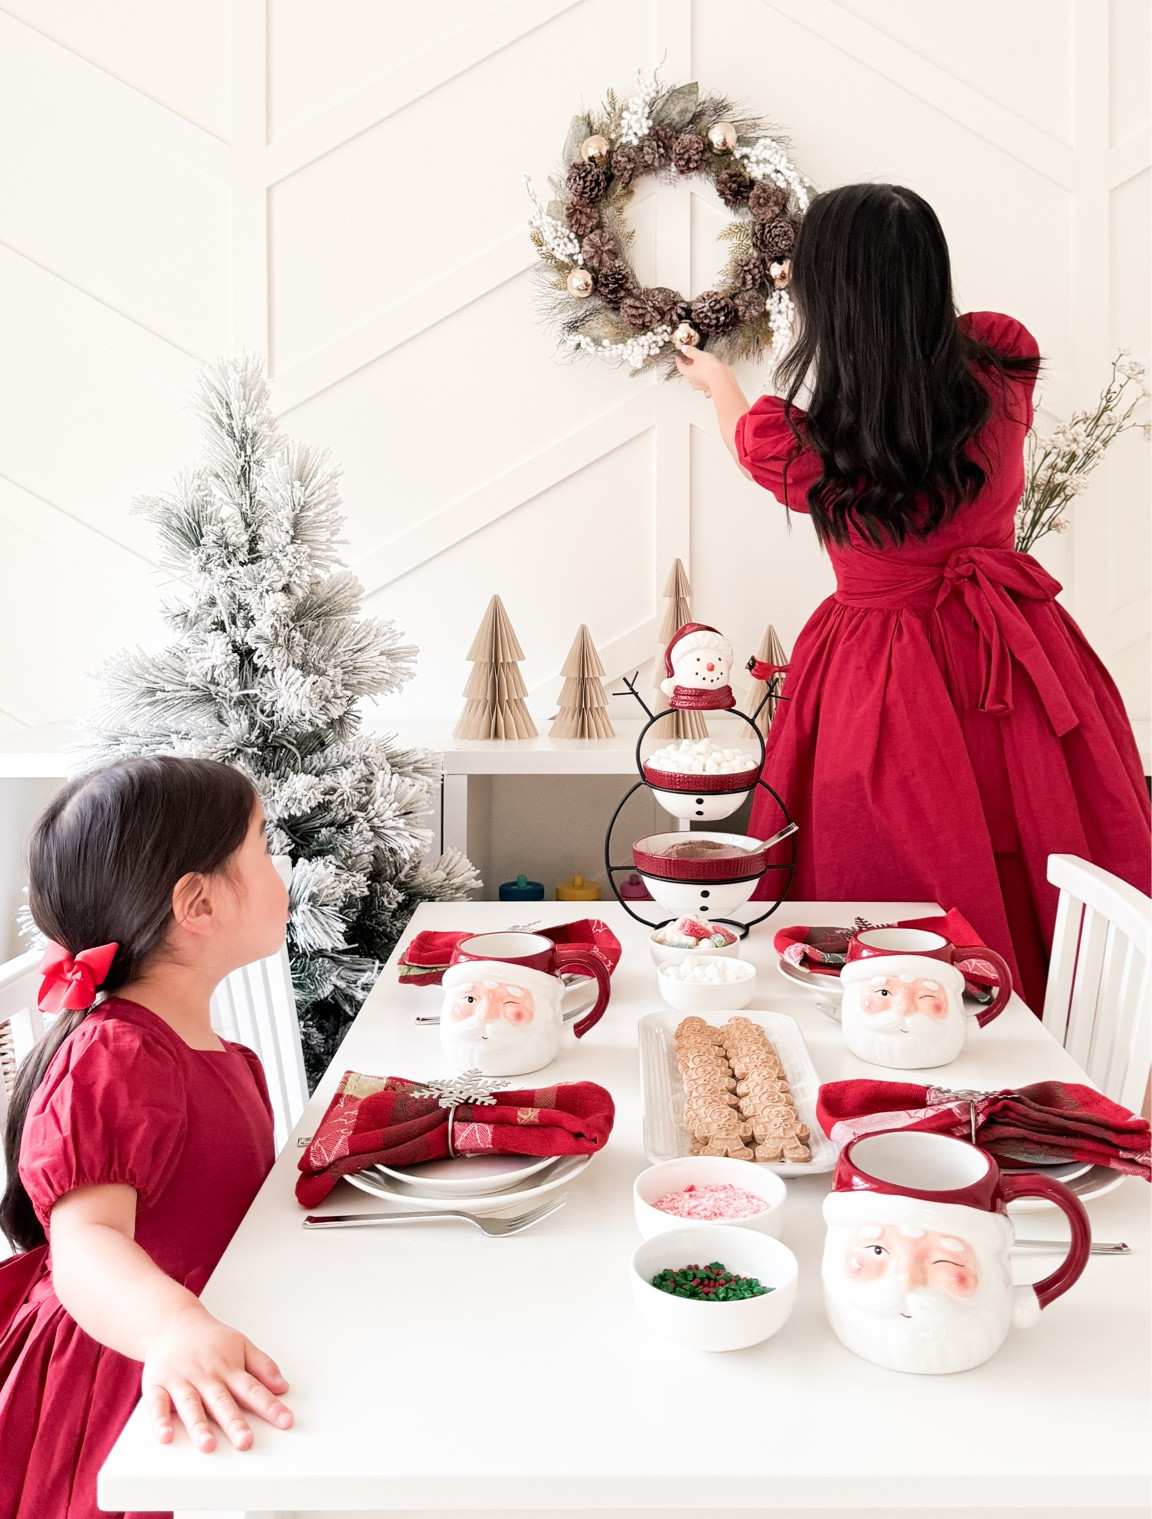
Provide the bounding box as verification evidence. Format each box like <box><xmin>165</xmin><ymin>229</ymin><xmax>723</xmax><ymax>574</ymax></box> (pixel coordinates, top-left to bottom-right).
<box><xmin>525</xmin><ymin>71</ymin><xmax>814</xmax><ymax>378</ymax></box>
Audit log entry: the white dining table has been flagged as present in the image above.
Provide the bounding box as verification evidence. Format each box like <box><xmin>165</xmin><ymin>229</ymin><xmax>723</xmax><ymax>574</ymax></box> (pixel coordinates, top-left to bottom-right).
<box><xmin>100</xmin><ymin>899</ymin><xmax>1151</xmax><ymax>1519</ymax></box>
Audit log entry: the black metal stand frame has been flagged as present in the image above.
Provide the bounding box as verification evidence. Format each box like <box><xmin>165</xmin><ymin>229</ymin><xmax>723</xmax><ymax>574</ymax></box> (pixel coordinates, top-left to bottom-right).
<box><xmin>602</xmin><ymin>696</ymin><xmax>796</xmax><ymax>940</ymax></box>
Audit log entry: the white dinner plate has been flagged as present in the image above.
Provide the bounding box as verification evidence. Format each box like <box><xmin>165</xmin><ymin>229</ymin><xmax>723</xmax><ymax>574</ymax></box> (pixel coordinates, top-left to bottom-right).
<box><xmin>373</xmin><ymin>1150</ymin><xmax>557</xmax><ymax>1197</ymax></box>
<box><xmin>1005</xmin><ymin>1164</ymin><xmax>1125</xmax><ymax>1212</ymax></box>
<box><xmin>344</xmin><ymin>1151</ymin><xmax>590</xmax><ymax>1213</ymax></box>
<box><xmin>776</xmin><ymin>955</ymin><xmax>845</xmax><ymax>996</ymax></box>
<box><xmin>638</xmin><ymin>1008</ymin><xmax>837</xmax><ymax>1175</ymax></box>
<box><xmin>775</xmin><ymin>956</ymin><xmax>844</xmax><ymax>1019</ymax></box>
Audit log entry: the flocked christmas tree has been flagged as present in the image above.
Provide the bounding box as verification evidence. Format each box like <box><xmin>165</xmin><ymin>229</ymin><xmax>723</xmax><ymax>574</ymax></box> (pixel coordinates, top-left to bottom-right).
<box><xmin>549</xmin><ymin>624</ymin><xmax>614</xmax><ymax>739</ymax></box>
<box><xmin>82</xmin><ymin>358</ymin><xmax>479</xmax><ymax>1085</ymax></box>
<box><xmin>453</xmin><ymin>595</ymin><xmax>538</xmax><ymax>739</ymax></box>
<box><xmin>652</xmin><ymin>559</ymin><xmax>708</xmax><ymax>741</ymax></box>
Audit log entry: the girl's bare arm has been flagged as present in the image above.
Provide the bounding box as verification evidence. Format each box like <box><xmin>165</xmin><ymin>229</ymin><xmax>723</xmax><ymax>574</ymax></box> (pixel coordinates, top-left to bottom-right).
<box><xmin>51</xmin><ymin>1184</ymin><xmax>293</xmax><ymax>1451</ymax></box>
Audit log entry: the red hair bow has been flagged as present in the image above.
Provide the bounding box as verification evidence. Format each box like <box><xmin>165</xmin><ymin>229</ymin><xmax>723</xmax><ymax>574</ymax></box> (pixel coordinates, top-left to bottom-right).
<box><xmin>37</xmin><ymin>941</ymin><xmax>119</xmax><ymax>1014</ymax></box>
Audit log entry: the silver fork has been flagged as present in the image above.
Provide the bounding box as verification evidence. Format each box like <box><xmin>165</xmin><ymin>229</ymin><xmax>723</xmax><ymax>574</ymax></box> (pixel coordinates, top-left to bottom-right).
<box><xmin>302</xmin><ymin>1195</ymin><xmax>566</xmax><ymax>1236</ymax></box>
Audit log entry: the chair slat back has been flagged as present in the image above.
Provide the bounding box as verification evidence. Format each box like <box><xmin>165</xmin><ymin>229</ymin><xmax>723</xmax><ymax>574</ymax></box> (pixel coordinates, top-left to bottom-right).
<box><xmin>210</xmin><ymin>946</ymin><xmax>308</xmax><ymax>1152</ymax></box>
<box><xmin>0</xmin><ymin>950</ymin><xmax>48</xmax><ymax>1133</ymax></box>
<box><xmin>1042</xmin><ymin>855</ymin><xmax>1152</xmax><ymax>1113</ymax></box>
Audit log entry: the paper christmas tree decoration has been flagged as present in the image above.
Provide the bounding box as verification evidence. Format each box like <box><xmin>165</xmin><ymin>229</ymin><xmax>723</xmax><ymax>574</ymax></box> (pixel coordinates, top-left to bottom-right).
<box><xmin>745</xmin><ymin>624</ymin><xmax>790</xmax><ymax>737</ymax></box>
<box><xmin>454</xmin><ymin>595</ymin><xmax>539</xmax><ymax>739</ymax></box>
<box><xmin>550</xmin><ymin>625</ymin><xmax>615</xmax><ymax>739</ymax></box>
<box><xmin>652</xmin><ymin>559</ymin><xmax>708</xmax><ymax>740</ymax></box>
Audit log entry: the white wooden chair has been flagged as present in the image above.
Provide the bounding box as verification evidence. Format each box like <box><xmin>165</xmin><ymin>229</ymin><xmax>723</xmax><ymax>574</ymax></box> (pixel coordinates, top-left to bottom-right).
<box><xmin>1042</xmin><ymin>853</ymin><xmax>1152</xmax><ymax>1114</ymax></box>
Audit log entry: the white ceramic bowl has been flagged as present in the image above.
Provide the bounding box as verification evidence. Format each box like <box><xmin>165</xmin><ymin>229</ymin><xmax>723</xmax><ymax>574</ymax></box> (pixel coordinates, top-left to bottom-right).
<box><xmin>647</xmin><ymin>784</ymin><xmax>755</xmax><ymax>823</ymax></box>
<box><xmin>657</xmin><ymin>954</ymin><xmax>755</xmax><ymax>1012</ymax></box>
<box><xmin>631</xmin><ymin>1224</ymin><xmax>798</xmax><ymax>1351</ymax></box>
<box><xmin>633</xmin><ymin>1156</ymin><xmax>787</xmax><ymax>1240</ymax></box>
<box><xmin>648</xmin><ymin>930</ymin><xmax>741</xmax><ymax>969</ymax></box>
<box><xmin>639</xmin><ymin>872</ymin><xmax>763</xmax><ymax>920</ymax></box>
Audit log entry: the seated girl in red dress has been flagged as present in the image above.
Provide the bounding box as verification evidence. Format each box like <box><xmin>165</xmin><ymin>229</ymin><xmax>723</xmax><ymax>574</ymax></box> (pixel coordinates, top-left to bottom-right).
<box><xmin>0</xmin><ymin>756</ymin><xmax>295</xmax><ymax>1519</ymax></box>
<box><xmin>676</xmin><ymin>182</ymin><xmax>1151</xmax><ymax>1013</ymax></box>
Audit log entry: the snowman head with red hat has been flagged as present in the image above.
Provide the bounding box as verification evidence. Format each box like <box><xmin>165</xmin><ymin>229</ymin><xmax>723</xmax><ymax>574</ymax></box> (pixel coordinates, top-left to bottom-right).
<box><xmin>660</xmin><ymin>623</ymin><xmax>737</xmax><ymax>711</ymax></box>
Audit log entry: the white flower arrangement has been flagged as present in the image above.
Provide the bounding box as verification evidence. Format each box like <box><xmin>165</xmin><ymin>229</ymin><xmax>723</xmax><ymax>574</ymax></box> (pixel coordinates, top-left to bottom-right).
<box><xmin>1015</xmin><ymin>351</ymin><xmax>1150</xmax><ymax>553</ymax></box>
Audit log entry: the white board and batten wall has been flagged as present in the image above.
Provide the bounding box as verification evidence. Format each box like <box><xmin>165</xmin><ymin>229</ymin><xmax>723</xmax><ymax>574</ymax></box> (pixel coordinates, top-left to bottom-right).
<box><xmin>0</xmin><ymin>0</ymin><xmax>1148</xmax><ymax>922</ymax></box>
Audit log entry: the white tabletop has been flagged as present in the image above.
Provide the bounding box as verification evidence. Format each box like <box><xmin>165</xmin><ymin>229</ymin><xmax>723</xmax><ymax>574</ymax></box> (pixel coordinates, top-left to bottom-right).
<box><xmin>101</xmin><ymin>900</ymin><xmax>1151</xmax><ymax>1516</ymax></box>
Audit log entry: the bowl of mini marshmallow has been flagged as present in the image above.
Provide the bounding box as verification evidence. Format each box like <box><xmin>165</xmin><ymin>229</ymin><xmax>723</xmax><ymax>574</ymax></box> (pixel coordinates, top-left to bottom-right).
<box><xmin>641</xmin><ymin>737</ymin><xmax>761</xmax><ymax>822</ymax></box>
<box><xmin>657</xmin><ymin>952</ymin><xmax>756</xmax><ymax>1012</ymax></box>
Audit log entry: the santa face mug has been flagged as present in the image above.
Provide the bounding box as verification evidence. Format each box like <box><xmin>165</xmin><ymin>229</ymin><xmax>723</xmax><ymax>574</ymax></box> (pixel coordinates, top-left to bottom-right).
<box><xmin>822</xmin><ymin>1130</ymin><xmax>1091</xmax><ymax>1374</ymax></box>
<box><xmin>839</xmin><ymin>955</ymin><xmax>971</xmax><ymax>1068</ymax></box>
<box><xmin>438</xmin><ymin>940</ymin><xmax>610</xmax><ymax>1077</ymax></box>
<box><xmin>839</xmin><ymin>932</ymin><xmax>1013</xmax><ymax>1069</ymax></box>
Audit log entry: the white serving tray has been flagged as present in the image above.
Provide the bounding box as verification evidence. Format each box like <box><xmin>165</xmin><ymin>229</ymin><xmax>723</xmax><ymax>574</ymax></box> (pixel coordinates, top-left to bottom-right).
<box><xmin>638</xmin><ymin>1008</ymin><xmax>837</xmax><ymax>1175</ymax></box>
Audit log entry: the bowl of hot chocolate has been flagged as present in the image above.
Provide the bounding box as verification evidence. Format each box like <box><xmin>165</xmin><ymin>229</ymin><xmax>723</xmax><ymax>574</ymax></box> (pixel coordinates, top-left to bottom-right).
<box><xmin>632</xmin><ymin>831</ymin><xmax>775</xmax><ymax>918</ymax></box>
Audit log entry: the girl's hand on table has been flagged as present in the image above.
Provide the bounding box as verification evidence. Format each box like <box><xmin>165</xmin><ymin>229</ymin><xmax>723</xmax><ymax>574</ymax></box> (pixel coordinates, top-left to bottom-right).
<box><xmin>673</xmin><ymin>344</ymin><xmax>730</xmax><ymax>397</ymax></box>
<box><xmin>141</xmin><ymin>1303</ymin><xmax>293</xmax><ymax>1452</ymax></box>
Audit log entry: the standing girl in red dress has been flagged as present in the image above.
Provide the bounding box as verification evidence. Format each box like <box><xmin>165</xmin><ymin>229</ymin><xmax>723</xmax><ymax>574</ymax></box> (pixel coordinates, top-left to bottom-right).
<box><xmin>676</xmin><ymin>183</ymin><xmax>1150</xmax><ymax>1013</ymax></box>
<box><xmin>0</xmin><ymin>756</ymin><xmax>295</xmax><ymax>1519</ymax></box>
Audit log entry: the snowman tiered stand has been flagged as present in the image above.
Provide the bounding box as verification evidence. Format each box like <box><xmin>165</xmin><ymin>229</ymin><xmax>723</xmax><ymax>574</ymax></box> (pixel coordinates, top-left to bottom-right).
<box><xmin>604</xmin><ymin>623</ymin><xmax>797</xmax><ymax>939</ymax></box>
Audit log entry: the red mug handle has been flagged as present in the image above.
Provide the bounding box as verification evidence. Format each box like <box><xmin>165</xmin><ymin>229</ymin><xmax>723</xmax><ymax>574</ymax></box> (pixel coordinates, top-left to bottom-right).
<box><xmin>552</xmin><ymin>946</ymin><xmax>611</xmax><ymax>1038</ymax></box>
<box><xmin>951</xmin><ymin>943</ymin><xmax>1013</xmax><ymax>1026</ymax></box>
<box><xmin>997</xmin><ymin>1172</ymin><xmax>1092</xmax><ymax>1308</ymax></box>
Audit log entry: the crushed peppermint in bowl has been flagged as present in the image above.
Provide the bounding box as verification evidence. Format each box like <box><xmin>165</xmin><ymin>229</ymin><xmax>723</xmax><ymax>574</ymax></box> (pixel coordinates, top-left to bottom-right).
<box><xmin>631</xmin><ymin>1224</ymin><xmax>798</xmax><ymax>1351</ymax></box>
<box><xmin>634</xmin><ymin>1156</ymin><xmax>787</xmax><ymax>1240</ymax></box>
<box><xmin>655</xmin><ymin>1182</ymin><xmax>770</xmax><ymax>1220</ymax></box>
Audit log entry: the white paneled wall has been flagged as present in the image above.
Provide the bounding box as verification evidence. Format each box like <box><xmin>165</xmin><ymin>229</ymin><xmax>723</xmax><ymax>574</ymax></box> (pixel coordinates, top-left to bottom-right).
<box><xmin>0</xmin><ymin>0</ymin><xmax>1148</xmax><ymax>761</ymax></box>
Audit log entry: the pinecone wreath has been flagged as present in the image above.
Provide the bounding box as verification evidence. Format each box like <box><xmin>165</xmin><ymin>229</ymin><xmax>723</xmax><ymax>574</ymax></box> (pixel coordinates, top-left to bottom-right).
<box><xmin>525</xmin><ymin>71</ymin><xmax>813</xmax><ymax>377</ymax></box>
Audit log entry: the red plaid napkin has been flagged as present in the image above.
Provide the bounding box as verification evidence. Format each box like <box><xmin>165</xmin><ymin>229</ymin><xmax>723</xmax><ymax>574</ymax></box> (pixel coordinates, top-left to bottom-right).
<box><xmin>773</xmin><ymin>909</ymin><xmax>1001</xmax><ymax>1001</ymax></box>
<box><xmin>817</xmin><ymin>1078</ymin><xmax>1151</xmax><ymax>1180</ymax></box>
<box><xmin>296</xmin><ymin>1072</ymin><xmax>615</xmax><ymax>1206</ymax></box>
<box><xmin>397</xmin><ymin>919</ymin><xmax>622</xmax><ymax>986</ymax></box>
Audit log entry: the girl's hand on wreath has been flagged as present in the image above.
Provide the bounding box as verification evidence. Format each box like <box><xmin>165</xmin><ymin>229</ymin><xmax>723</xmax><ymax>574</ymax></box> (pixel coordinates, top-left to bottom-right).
<box><xmin>673</xmin><ymin>345</ymin><xmax>728</xmax><ymax>398</ymax></box>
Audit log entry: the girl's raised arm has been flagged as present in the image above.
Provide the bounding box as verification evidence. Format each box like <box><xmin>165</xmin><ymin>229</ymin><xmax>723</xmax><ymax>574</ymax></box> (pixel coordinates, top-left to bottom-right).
<box><xmin>673</xmin><ymin>346</ymin><xmax>755</xmax><ymax>480</ymax></box>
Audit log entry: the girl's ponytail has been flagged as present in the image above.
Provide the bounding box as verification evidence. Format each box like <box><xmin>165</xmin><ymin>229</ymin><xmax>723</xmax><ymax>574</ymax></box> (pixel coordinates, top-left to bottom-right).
<box><xmin>0</xmin><ymin>756</ymin><xmax>256</xmax><ymax>1252</ymax></box>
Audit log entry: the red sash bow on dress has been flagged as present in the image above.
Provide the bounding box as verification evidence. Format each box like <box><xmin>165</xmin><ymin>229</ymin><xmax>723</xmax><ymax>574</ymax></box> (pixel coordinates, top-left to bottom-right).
<box><xmin>836</xmin><ymin>544</ymin><xmax>1079</xmax><ymax>737</ymax></box>
<box><xmin>934</xmin><ymin>548</ymin><xmax>1078</xmax><ymax>734</ymax></box>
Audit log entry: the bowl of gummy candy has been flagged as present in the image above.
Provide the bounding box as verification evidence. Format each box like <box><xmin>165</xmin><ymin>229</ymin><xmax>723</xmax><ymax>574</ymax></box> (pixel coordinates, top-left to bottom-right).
<box><xmin>642</xmin><ymin>738</ymin><xmax>760</xmax><ymax>822</ymax></box>
<box><xmin>633</xmin><ymin>1156</ymin><xmax>788</xmax><ymax>1240</ymax></box>
<box><xmin>649</xmin><ymin>915</ymin><xmax>741</xmax><ymax>968</ymax></box>
<box><xmin>630</xmin><ymin>1223</ymin><xmax>798</xmax><ymax>1351</ymax></box>
<box><xmin>657</xmin><ymin>953</ymin><xmax>755</xmax><ymax>1013</ymax></box>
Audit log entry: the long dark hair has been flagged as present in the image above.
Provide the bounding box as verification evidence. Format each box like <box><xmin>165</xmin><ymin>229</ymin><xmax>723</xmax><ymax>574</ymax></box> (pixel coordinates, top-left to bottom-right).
<box><xmin>1</xmin><ymin>755</ymin><xmax>257</xmax><ymax>1252</ymax></box>
<box><xmin>776</xmin><ymin>183</ymin><xmax>1041</xmax><ymax>547</ymax></box>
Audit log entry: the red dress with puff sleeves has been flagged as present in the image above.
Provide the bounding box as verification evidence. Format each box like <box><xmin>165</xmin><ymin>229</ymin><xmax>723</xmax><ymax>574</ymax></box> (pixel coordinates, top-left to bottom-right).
<box><xmin>738</xmin><ymin>311</ymin><xmax>1151</xmax><ymax>1012</ymax></box>
<box><xmin>0</xmin><ymin>996</ymin><xmax>274</xmax><ymax>1519</ymax></box>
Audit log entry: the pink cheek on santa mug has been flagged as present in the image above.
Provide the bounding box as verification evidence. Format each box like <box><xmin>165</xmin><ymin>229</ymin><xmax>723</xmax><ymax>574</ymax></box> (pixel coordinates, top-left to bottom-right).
<box><xmin>928</xmin><ymin>1254</ymin><xmax>979</xmax><ymax>1297</ymax></box>
<box><xmin>916</xmin><ymin>989</ymin><xmax>949</xmax><ymax>1020</ymax></box>
<box><xmin>502</xmin><ymin>1000</ymin><xmax>534</xmax><ymax>1025</ymax></box>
